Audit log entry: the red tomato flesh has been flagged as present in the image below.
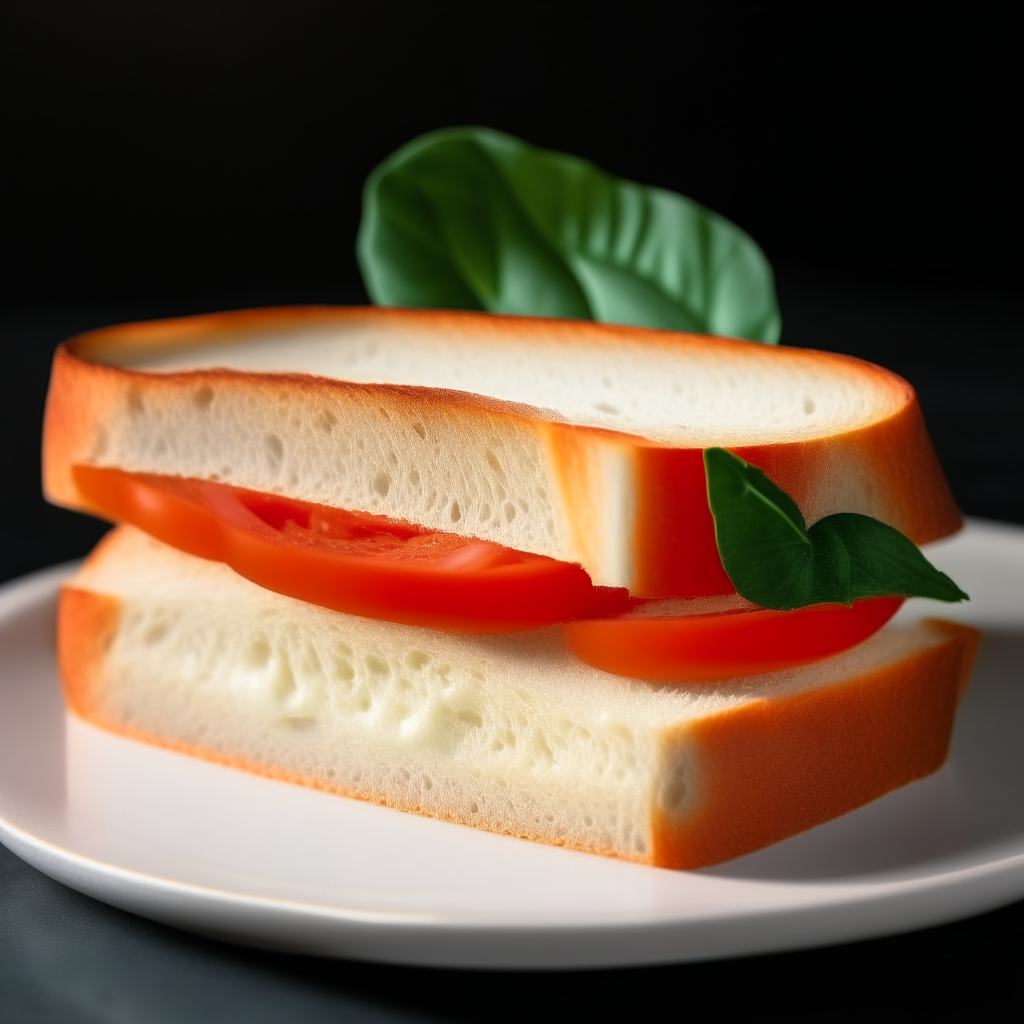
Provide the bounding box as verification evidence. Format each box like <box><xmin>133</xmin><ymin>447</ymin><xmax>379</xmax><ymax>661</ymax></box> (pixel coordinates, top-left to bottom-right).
<box><xmin>72</xmin><ymin>466</ymin><xmax>903</xmax><ymax>667</ymax></box>
<box><xmin>562</xmin><ymin>596</ymin><xmax>904</xmax><ymax>680</ymax></box>
<box><xmin>73</xmin><ymin>465</ymin><xmax>630</xmax><ymax>632</ymax></box>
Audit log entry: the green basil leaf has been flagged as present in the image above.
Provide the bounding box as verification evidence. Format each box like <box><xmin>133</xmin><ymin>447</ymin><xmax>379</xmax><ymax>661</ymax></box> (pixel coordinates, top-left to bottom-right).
<box><xmin>807</xmin><ymin>514</ymin><xmax>970</xmax><ymax>604</ymax></box>
<box><xmin>358</xmin><ymin>127</ymin><xmax>781</xmax><ymax>343</ymax></box>
<box><xmin>704</xmin><ymin>447</ymin><xmax>968</xmax><ymax>609</ymax></box>
<box><xmin>703</xmin><ymin>447</ymin><xmax>816</xmax><ymax>607</ymax></box>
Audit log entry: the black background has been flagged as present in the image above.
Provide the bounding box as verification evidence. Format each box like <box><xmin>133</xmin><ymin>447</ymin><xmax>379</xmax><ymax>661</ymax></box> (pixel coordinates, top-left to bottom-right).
<box><xmin>1</xmin><ymin>3</ymin><xmax>1022</xmax><ymax>1020</ymax></box>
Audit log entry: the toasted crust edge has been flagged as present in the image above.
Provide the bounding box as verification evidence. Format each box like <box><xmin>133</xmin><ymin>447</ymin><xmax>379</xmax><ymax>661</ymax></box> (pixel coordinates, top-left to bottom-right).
<box><xmin>652</xmin><ymin>619</ymin><xmax>980</xmax><ymax>868</ymax></box>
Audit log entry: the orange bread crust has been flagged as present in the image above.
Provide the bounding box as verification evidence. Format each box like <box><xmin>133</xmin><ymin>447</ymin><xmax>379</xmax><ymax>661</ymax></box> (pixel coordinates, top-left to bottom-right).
<box><xmin>43</xmin><ymin>306</ymin><xmax>962</xmax><ymax>596</ymax></box>
<box><xmin>653</xmin><ymin>620</ymin><xmax>978</xmax><ymax>868</ymax></box>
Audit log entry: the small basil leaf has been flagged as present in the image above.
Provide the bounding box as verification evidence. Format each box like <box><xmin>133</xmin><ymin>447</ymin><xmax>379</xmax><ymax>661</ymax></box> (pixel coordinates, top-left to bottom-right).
<box><xmin>359</xmin><ymin>127</ymin><xmax>781</xmax><ymax>343</ymax></box>
<box><xmin>809</xmin><ymin>514</ymin><xmax>969</xmax><ymax>604</ymax></box>
<box><xmin>705</xmin><ymin>447</ymin><xmax>968</xmax><ymax>610</ymax></box>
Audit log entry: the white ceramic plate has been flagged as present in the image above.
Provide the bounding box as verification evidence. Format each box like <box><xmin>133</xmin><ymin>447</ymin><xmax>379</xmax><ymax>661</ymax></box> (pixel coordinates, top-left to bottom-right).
<box><xmin>2</xmin><ymin>520</ymin><xmax>1024</xmax><ymax>969</ymax></box>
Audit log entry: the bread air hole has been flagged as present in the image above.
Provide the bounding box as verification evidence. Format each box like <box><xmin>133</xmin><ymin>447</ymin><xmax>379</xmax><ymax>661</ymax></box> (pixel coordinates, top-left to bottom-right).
<box><xmin>244</xmin><ymin>636</ymin><xmax>271</xmax><ymax>669</ymax></box>
<box><xmin>264</xmin><ymin>433</ymin><xmax>284</xmax><ymax>469</ymax></box>
<box><xmin>485</xmin><ymin>449</ymin><xmax>507</xmax><ymax>484</ymax></box>
<box><xmin>143</xmin><ymin>621</ymin><xmax>169</xmax><ymax>645</ymax></box>
<box><xmin>529</xmin><ymin>731</ymin><xmax>555</xmax><ymax>767</ymax></box>
<box><xmin>365</xmin><ymin>654</ymin><xmax>390</xmax><ymax>678</ymax></box>
<box><xmin>192</xmin><ymin>385</ymin><xmax>214</xmax><ymax>410</ymax></box>
<box><xmin>333</xmin><ymin>656</ymin><xmax>355</xmax><ymax>685</ymax></box>
<box><xmin>372</xmin><ymin>471</ymin><xmax>391</xmax><ymax>497</ymax></box>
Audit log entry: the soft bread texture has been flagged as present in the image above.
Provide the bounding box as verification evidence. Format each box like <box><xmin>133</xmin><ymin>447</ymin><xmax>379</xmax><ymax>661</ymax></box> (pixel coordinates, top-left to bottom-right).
<box><xmin>59</xmin><ymin>527</ymin><xmax>979</xmax><ymax>869</ymax></box>
<box><xmin>44</xmin><ymin>306</ymin><xmax>960</xmax><ymax>595</ymax></box>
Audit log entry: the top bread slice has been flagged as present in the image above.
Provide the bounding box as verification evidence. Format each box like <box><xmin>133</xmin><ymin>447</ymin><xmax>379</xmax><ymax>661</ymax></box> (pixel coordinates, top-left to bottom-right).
<box><xmin>44</xmin><ymin>306</ymin><xmax>960</xmax><ymax>595</ymax></box>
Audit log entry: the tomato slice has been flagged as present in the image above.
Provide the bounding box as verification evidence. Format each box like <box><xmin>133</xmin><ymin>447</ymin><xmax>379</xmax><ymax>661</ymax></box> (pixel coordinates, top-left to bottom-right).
<box><xmin>562</xmin><ymin>595</ymin><xmax>904</xmax><ymax>680</ymax></box>
<box><xmin>72</xmin><ymin>465</ymin><xmax>630</xmax><ymax>633</ymax></box>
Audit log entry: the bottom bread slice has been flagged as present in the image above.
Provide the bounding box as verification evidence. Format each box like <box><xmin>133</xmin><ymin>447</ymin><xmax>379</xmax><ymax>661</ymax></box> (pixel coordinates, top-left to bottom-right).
<box><xmin>58</xmin><ymin>526</ymin><xmax>980</xmax><ymax>869</ymax></box>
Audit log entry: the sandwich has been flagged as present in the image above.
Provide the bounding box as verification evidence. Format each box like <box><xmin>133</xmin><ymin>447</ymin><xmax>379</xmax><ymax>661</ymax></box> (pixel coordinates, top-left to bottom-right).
<box><xmin>43</xmin><ymin>305</ymin><xmax>979</xmax><ymax>869</ymax></box>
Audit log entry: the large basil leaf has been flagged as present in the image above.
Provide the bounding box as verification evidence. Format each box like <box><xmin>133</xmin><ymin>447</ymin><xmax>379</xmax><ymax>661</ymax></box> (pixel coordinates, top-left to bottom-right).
<box><xmin>358</xmin><ymin>127</ymin><xmax>781</xmax><ymax>343</ymax></box>
<box><xmin>704</xmin><ymin>447</ymin><xmax>968</xmax><ymax>609</ymax></box>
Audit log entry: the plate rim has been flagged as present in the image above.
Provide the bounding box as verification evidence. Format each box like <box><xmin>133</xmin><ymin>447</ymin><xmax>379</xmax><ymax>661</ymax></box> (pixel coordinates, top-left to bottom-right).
<box><xmin>3</xmin><ymin>521</ymin><xmax>1024</xmax><ymax>968</ymax></box>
